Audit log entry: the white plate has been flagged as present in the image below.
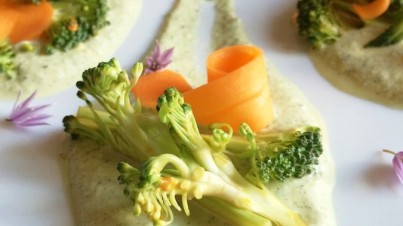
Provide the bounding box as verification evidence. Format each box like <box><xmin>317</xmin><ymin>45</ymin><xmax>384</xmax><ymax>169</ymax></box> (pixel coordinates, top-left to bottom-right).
<box><xmin>1</xmin><ymin>1</ymin><xmax>403</xmax><ymax>225</ymax></box>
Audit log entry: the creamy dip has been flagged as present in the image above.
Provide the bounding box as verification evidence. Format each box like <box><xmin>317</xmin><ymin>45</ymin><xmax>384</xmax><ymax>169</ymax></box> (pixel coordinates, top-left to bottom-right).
<box><xmin>63</xmin><ymin>0</ymin><xmax>336</xmax><ymax>225</ymax></box>
<box><xmin>309</xmin><ymin>23</ymin><xmax>403</xmax><ymax>108</ymax></box>
<box><xmin>0</xmin><ymin>0</ymin><xmax>143</xmax><ymax>100</ymax></box>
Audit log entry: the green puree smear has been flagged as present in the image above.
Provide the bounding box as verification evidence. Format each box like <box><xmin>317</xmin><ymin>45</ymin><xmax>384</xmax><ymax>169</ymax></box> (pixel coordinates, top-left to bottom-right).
<box><xmin>45</xmin><ymin>0</ymin><xmax>109</xmax><ymax>53</ymax></box>
<box><xmin>0</xmin><ymin>0</ymin><xmax>110</xmax><ymax>79</ymax></box>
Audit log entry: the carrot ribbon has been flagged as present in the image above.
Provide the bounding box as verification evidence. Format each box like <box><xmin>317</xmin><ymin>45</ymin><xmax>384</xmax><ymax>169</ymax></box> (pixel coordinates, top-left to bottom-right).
<box><xmin>0</xmin><ymin>0</ymin><xmax>53</xmax><ymax>43</ymax></box>
<box><xmin>133</xmin><ymin>45</ymin><xmax>274</xmax><ymax>132</ymax></box>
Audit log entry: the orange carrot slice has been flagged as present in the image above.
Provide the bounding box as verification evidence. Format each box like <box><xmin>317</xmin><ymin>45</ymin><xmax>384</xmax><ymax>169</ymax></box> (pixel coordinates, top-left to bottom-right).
<box><xmin>184</xmin><ymin>45</ymin><xmax>274</xmax><ymax>132</ymax></box>
<box><xmin>132</xmin><ymin>69</ymin><xmax>192</xmax><ymax>108</ymax></box>
<box><xmin>0</xmin><ymin>9</ymin><xmax>20</xmax><ymax>41</ymax></box>
<box><xmin>353</xmin><ymin>0</ymin><xmax>391</xmax><ymax>20</ymax></box>
<box><xmin>132</xmin><ymin>45</ymin><xmax>274</xmax><ymax>132</ymax></box>
<box><xmin>8</xmin><ymin>1</ymin><xmax>54</xmax><ymax>44</ymax></box>
<box><xmin>0</xmin><ymin>0</ymin><xmax>53</xmax><ymax>44</ymax></box>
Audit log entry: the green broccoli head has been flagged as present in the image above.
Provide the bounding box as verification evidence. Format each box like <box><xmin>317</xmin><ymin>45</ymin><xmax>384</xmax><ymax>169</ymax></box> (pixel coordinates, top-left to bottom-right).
<box><xmin>157</xmin><ymin>87</ymin><xmax>202</xmax><ymax>150</ymax></box>
<box><xmin>76</xmin><ymin>58</ymin><xmax>131</xmax><ymax>107</ymax></box>
<box><xmin>228</xmin><ymin>124</ymin><xmax>323</xmax><ymax>184</ymax></box>
<box><xmin>255</xmin><ymin>128</ymin><xmax>323</xmax><ymax>182</ymax></box>
<box><xmin>46</xmin><ymin>0</ymin><xmax>109</xmax><ymax>53</ymax></box>
<box><xmin>296</xmin><ymin>0</ymin><xmax>365</xmax><ymax>49</ymax></box>
<box><xmin>0</xmin><ymin>40</ymin><xmax>17</xmax><ymax>79</ymax></box>
<box><xmin>257</xmin><ymin>127</ymin><xmax>323</xmax><ymax>182</ymax></box>
<box><xmin>297</xmin><ymin>0</ymin><xmax>342</xmax><ymax>49</ymax></box>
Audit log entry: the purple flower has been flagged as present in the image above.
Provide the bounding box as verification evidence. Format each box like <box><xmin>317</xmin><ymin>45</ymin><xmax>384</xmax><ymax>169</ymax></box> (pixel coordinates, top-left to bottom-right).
<box><xmin>144</xmin><ymin>41</ymin><xmax>174</xmax><ymax>74</ymax></box>
<box><xmin>6</xmin><ymin>91</ymin><xmax>51</xmax><ymax>127</ymax></box>
<box><xmin>383</xmin><ymin>149</ymin><xmax>403</xmax><ymax>184</ymax></box>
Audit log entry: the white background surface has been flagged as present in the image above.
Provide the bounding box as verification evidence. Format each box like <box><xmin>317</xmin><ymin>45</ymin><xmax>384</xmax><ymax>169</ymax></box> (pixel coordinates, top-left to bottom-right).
<box><xmin>1</xmin><ymin>0</ymin><xmax>403</xmax><ymax>226</ymax></box>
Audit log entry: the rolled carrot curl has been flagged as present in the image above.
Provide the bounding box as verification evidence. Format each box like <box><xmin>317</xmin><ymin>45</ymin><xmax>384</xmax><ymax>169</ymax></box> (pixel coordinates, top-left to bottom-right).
<box><xmin>0</xmin><ymin>0</ymin><xmax>53</xmax><ymax>43</ymax></box>
<box><xmin>184</xmin><ymin>45</ymin><xmax>274</xmax><ymax>132</ymax></box>
<box><xmin>132</xmin><ymin>45</ymin><xmax>275</xmax><ymax>132</ymax></box>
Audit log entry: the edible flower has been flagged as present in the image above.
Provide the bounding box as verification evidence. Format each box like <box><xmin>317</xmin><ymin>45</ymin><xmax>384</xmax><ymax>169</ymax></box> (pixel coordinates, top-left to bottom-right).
<box><xmin>383</xmin><ymin>149</ymin><xmax>403</xmax><ymax>184</ymax></box>
<box><xmin>6</xmin><ymin>91</ymin><xmax>51</xmax><ymax>127</ymax></box>
<box><xmin>144</xmin><ymin>41</ymin><xmax>174</xmax><ymax>74</ymax></box>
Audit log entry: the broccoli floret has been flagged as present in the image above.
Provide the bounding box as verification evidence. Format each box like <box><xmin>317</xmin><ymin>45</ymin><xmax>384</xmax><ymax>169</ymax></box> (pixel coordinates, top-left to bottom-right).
<box><xmin>226</xmin><ymin>124</ymin><xmax>323</xmax><ymax>184</ymax></box>
<box><xmin>62</xmin><ymin>59</ymin><xmax>181</xmax><ymax>162</ymax></box>
<box><xmin>296</xmin><ymin>0</ymin><xmax>363</xmax><ymax>49</ymax></box>
<box><xmin>0</xmin><ymin>40</ymin><xmax>17</xmax><ymax>79</ymax></box>
<box><xmin>45</xmin><ymin>0</ymin><xmax>109</xmax><ymax>53</ymax></box>
<box><xmin>297</xmin><ymin>0</ymin><xmax>342</xmax><ymax>49</ymax></box>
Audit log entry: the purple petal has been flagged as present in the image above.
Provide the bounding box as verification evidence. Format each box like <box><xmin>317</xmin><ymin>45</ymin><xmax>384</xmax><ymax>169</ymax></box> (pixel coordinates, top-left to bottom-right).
<box><xmin>17</xmin><ymin>120</ymin><xmax>50</xmax><ymax>127</ymax></box>
<box><xmin>7</xmin><ymin>90</ymin><xmax>52</xmax><ymax>127</ymax></box>
<box><xmin>393</xmin><ymin>152</ymin><xmax>403</xmax><ymax>184</ymax></box>
<box><xmin>13</xmin><ymin>114</ymin><xmax>51</xmax><ymax>126</ymax></box>
<box><xmin>10</xmin><ymin>104</ymin><xmax>51</xmax><ymax>122</ymax></box>
<box><xmin>144</xmin><ymin>41</ymin><xmax>175</xmax><ymax>74</ymax></box>
<box><xmin>146</xmin><ymin>57</ymin><xmax>154</xmax><ymax>67</ymax></box>
<box><xmin>19</xmin><ymin>90</ymin><xmax>37</xmax><ymax>110</ymax></box>
<box><xmin>160</xmin><ymin>47</ymin><xmax>174</xmax><ymax>62</ymax></box>
<box><xmin>151</xmin><ymin>41</ymin><xmax>161</xmax><ymax>59</ymax></box>
<box><xmin>9</xmin><ymin>91</ymin><xmax>38</xmax><ymax>120</ymax></box>
<box><xmin>11</xmin><ymin>91</ymin><xmax>22</xmax><ymax>112</ymax></box>
<box><xmin>14</xmin><ymin>113</ymin><xmax>52</xmax><ymax>124</ymax></box>
<box><xmin>9</xmin><ymin>106</ymin><xmax>32</xmax><ymax>121</ymax></box>
<box><xmin>159</xmin><ymin>60</ymin><xmax>171</xmax><ymax>69</ymax></box>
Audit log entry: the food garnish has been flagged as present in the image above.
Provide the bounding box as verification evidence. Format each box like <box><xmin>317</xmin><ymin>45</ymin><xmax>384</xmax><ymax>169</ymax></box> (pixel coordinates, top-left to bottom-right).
<box><xmin>0</xmin><ymin>0</ymin><xmax>110</xmax><ymax>79</ymax></box>
<box><xmin>296</xmin><ymin>0</ymin><xmax>403</xmax><ymax>48</ymax></box>
<box><xmin>383</xmin><ymin>149</ymin><xmax>403</xmax><ymax>184</ymax></box>
<box><xmin>144</xmin><ymin>41</ymin><xmax>174</xmax><ymax>74</ymax></box>
<box><xmin>224</xmin><ymin>123</ymin><xmax>323</xmax><ymax>184</ymax></box>
<box><xmin>133</xmin><ymin>45</ymin><xmax>274</xmax><ymax>132</ymax></box>
<box><xmin>45</xmin><ymin>0</ymin><xmax>109</xmax><ymax>53</ymax></box>
<box><xmin>133</xmin><ymin>42</ymin><xmax>191</xmax><ymax>107</ymax></box>
<box><xmin>63</xmin><ymin>52</ymin><xmax>324</xmax><ymax>225</ymax></box>
<box><xmin>184</xmin><ymin>45</ymin><xmax>274</xmax><ymax>132</ymax></box>
<box><xmin>6</xmin><ymin>90</ymin><xmax>51</xmax><ymax>127</ymax></box>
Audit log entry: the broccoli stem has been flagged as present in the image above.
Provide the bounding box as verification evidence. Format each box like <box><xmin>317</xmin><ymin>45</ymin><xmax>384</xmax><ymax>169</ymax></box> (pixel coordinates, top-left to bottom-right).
<box><xmin>67</xmin><ymin>60</ymin><xmax>315</xmax><ymax>226</ymax></box>
<box><xmin>195</xmin><ymin>198</ymin><xmax>274</xmax><ymax>226</ymax></box>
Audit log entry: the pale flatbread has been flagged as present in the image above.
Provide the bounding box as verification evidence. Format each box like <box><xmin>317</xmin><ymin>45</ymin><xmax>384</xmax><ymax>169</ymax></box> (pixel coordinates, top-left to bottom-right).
<box><xmin>62</xmin><ymin>0</ymin><xmax>336</xmax><ymax>225</ymax></box>
<box><xmin>309</xmin><ymin>23</ymin><xmax>403</xmax><ymax>108</ymax></box>
<box><xmin>0</xmin><ymin>0</ymin><xmax>143</xmax><ymax>100</ymax></box>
